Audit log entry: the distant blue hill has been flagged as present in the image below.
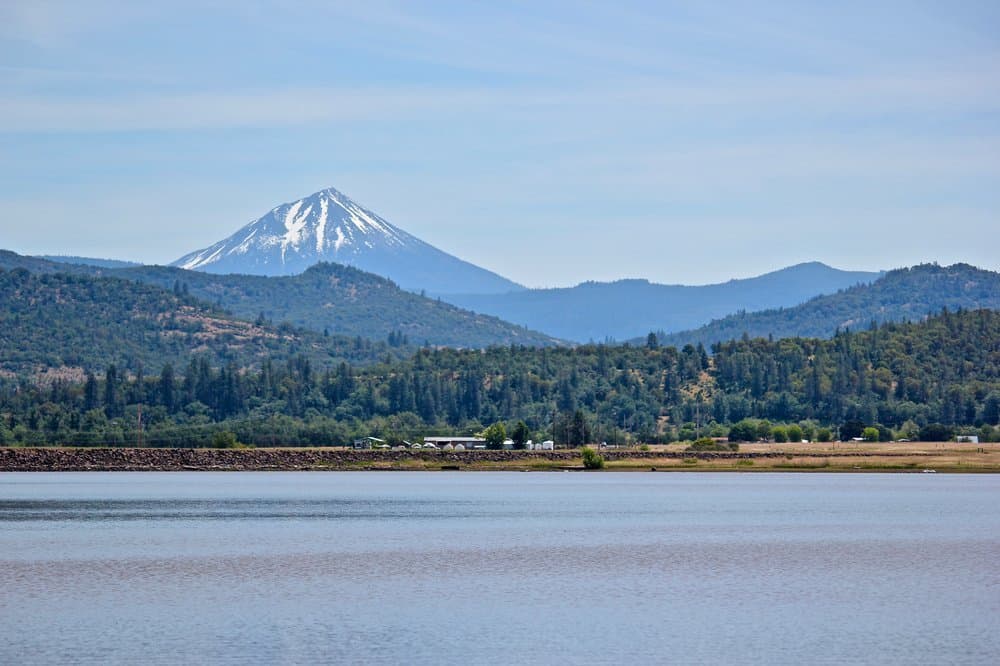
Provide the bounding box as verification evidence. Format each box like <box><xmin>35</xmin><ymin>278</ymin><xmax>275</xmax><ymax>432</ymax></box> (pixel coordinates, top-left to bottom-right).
<box><xmin>443</xmin><ymin>262</ymin><xmax>883</xmax><ymax>342</ymax></box>
<box><xmin>39</xmin><ymin>255</ymin><xmax>142</xmax><ymax>269</ymax></box>
<box><xmin>652</xmin><ymin>263</ymin><xmax>1000</xmax><ymax>349</ymax></box>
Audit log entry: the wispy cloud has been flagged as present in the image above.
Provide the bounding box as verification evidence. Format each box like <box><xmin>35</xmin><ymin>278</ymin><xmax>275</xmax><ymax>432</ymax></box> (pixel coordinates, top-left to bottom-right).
<box><xmin>0</xmin><ymin>1</ymin><xmax>167</xmax><ymax>47</ymax></box>
<box><xmin>2</xmin><ymin>61</ymin><xmax>996</xmax><ymax>133</ymax></box>
<box><xmin>1</xmin><ymin>1</ymin><xmax>997</xmax><ymax>284</ymax></box>
<box><xmin>0</xmin><ymin>87</ymin><xmax>489</xmax><ymax>132</ymax></box>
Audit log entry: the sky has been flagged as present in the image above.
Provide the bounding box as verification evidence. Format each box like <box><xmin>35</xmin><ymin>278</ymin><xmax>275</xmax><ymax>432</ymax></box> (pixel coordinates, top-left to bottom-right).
<box><xmin>1</xmin><ymin>1</ymin><xmax>998</xmax><ymax>287</ymax></box>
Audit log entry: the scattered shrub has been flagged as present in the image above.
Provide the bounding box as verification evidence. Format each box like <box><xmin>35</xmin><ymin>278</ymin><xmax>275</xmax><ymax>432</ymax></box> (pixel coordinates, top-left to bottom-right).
<box><xmin>686</xmin><ymin>437</ymin><xmax>738</xmax><ymax>452</ymax></box>
<box><xmin>581</xmin><ymin>446</ymin><xmax>605</xmax><ymax>469</ymax></box>
<box><xmin>728</xmin><ymin>419</ymin><xmax>760</xmax><ymax>442</ymax></box>
<box><xmin>211</xmin><ymin>431</ymin><xmax>253</xmax><ymax>449</ymax></box>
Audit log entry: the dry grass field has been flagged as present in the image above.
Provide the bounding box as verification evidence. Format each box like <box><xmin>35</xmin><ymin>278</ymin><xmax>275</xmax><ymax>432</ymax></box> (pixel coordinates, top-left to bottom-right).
<box><xmin>593</xmin><ymin>441</ymin><xmax>1000</xmax><ymax>472</ymax></box>
<box><xmin>360</xmin><ymin>442</ymin><xmax>1000</xmax><ymax>473</ymax></box>
<box><xmin>3</xmin><ymin>442</ymin><xmax>997</xmax><ymax>472</ymax></box>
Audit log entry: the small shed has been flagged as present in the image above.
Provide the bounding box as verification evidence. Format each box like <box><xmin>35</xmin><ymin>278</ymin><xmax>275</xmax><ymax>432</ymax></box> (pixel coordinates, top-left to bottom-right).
<box><xmin>353</xmin><ymin>436</ymin><xmax>387</xmax><ymax>449</ymax></box>
<box><xmin>957</xmin><ymin>435</ymin><xmax>980</xmax><ymax>444</ymax></box>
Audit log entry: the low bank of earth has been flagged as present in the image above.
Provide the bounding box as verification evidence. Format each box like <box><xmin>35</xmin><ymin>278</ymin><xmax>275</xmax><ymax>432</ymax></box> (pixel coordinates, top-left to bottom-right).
<box><xmin>1</xmin><ymin>443</ymin><xmax>998</xmax><ymax>472</ymax></box>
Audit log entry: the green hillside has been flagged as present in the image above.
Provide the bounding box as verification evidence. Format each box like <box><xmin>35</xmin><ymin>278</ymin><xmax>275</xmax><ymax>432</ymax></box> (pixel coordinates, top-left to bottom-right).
<box><xmin>654</xmin><ymin>263</ymin><xmax>1000</xmax><ymax>349</ymax></box>
<box><xmin>120</xmin><ymin>262</ymin><xmax>562</xmax><ymax>348</ymax></box>
<box><xmin>0</xmin><ymin>251</ymin><xmax>562</xmax><ymax>348</ymax></box>
<box><xmin>0</xmin><ymin>267</ymin><xmax>400</xmax><ymax>376</ymax></box>
<box><xmin>2</xmin><ymin>309</ymin><xmax>996</xmax><ymax>447</ymax></box>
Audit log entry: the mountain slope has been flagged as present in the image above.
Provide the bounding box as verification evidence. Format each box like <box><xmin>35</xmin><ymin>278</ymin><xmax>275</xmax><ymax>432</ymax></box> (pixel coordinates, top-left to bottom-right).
<box><xmin>0</xmin><ymin>267</ymin><xmax>398</xmax><ymax>376</ymax></box>
<box><xmin>126</xmin><ymin>262</ymin><xmax>560</xmax><ymax>348</ymax></box>
<box><xmin>656</xmin><ymin>263</ymin><xmax>1000</xmax><ymax>349</ymax></box>
<box><xmin>444</xmin><ymin>262</ymin><xmax>882</xmax><ymax>342</ymax></box>
<box><xmin>40</xmin><ymin>255</ymin><xmax>141</xmax><ymax>269</ymax></box>
<box><xmin>0</xmin><ymin>250</ymin><xmax>97</xmax><ymax>275</ymax></box>
<box><xmin>0</xmin><ymin>251</ymin><xmax>562</xmax><ymax>349</ymax></box>
<box><xmin>171</xmin><ymin>187</ymin><xmax>522</xmax><ymax>294</ymax></box>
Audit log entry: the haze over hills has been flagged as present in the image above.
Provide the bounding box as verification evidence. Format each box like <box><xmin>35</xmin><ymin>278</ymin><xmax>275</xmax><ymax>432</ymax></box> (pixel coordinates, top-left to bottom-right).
<box><xmin>171</xmin><ymin>187</ymin><xmax>523</xmax><ymax>295</ymax></box>
<box><xmin>13</xmin><ymin>251</ymin><xmax>997</xmax><ymax>355</ymax></box>
<box><xmin>444</xmin><ymin>262</ymin><xmax>883</xmax><ymax>342</ymax></box>
<box><xmin>0</xmin><ymin>251</ymin><xmax>562</xmax><ymax>349</ymax></box>
<box><xmin>38</xmin><ymin>256</ymin><xmax>141</xmax><ymax>270</ymax></box>
<box><xmin>39</xmin><ymin>250</ymin><xmax>882</xmax><ymax>344</ymax></box>
<box><xmin>653</xmin><ymin>263</ymin><xmax>1000</xmax><ymax>350</ymax></box>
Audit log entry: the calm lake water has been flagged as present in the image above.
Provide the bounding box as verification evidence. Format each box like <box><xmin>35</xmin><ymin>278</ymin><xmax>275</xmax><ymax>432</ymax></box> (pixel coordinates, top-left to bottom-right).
<box><xmin>1</xmin><ymin>472</ymin><xmax>998</xmax><ymax>665</ymax></box>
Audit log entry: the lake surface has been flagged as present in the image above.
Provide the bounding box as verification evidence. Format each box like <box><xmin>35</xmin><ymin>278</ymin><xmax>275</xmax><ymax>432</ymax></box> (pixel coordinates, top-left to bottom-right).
<box><xmin>1</xmin><ymin>472</ymin><xmax>998</xmax><ymax>665</ymax></box>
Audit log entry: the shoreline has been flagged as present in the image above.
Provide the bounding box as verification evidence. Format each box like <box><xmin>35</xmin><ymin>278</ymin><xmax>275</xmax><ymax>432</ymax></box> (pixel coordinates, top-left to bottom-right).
<box><xmin>2</xmin><ymin>445</ymin><xmax>998</xmax><ymax>473</ymax></box>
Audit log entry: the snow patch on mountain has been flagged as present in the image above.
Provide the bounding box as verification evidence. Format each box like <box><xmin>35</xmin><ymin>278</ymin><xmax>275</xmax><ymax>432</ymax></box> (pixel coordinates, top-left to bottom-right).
<box><xmin>171</xmin><ymin>187</ymin><xmax>523</xmax><ymax>295</ymax></box>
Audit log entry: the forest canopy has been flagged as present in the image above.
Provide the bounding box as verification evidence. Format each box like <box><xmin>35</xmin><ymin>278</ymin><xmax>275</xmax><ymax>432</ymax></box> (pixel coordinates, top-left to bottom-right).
<box><xmin>1</xmin><ymin>309</ymin><xmax>997</xmax><ymax>448</ymax></box>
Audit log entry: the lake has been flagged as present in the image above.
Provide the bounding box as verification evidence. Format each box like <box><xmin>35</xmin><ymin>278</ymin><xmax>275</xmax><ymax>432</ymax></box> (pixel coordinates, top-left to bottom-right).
<box><xmin>1</xmin><ymin>472</ymin><xmax>998</xmax><ymax>665</ymax></box>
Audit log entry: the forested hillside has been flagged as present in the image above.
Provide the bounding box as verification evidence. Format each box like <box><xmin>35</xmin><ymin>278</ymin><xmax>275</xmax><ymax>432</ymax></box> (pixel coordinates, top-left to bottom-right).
<box><xmin>2</xmin><ymin>309</ymin><xmax>996</xmax><ymax>447</ymax></box>
<box><xmin>0</xmin><ymin>251</ymin><xmax>561</xmax><ymax>348</ymax></box>
<box><xmin>0</xmin><ymin>268</ymin><xmax>402</xmax><ymax>376</ymax></box>
<box><xmin>121</xmin><ymin>263</ymin><xmax>559</xmax><ymax>348</ymax></box>
<box><xmin>654</xmin><ymin>263</ymin><xmax>1000</xmax><ymax>349</ymax></box>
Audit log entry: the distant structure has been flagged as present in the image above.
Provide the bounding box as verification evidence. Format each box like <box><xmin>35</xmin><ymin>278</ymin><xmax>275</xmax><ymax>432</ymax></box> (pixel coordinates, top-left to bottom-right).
<box><xmin>956</xmin><ymin>435</ymin><xmax>980</xmax><ymax>444</ymax></box>
<box><xmin>353</xmin><ymin>436</ymin><xmax>387</xmax><ymax>449</ymax></box>
<box><xmin>423</xmin><ymin>436</ymin><xmax>486</xmax><ymax>449</ymax></box>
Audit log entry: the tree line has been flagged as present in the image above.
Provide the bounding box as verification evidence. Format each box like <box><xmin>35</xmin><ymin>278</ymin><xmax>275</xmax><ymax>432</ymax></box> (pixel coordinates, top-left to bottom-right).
<box><xmin>1</xmin><ymin>309</ymin><xmax>997</xmax><ymax>447</ymax></box>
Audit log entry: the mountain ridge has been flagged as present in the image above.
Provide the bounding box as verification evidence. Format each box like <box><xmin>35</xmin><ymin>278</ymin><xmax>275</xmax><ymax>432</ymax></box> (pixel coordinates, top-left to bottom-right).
<box><xmin>0</xmin><ymin>251</ymin><xmax>563</xmax><ymax>349</ymax></box>
<box><xmin>39</xmin><ymin>255</ymin><xmax>142</xmax><ymax>269</ymax></box>
<box><xmin>0</xmin><ymin>265</ymin><xmax>401</xmax><ymax>376</ymax></box>
<box><xmin>443</xmin><ymin>262</ymin><xmax>883</xmax><ymax>342</ymax></box>
<box><xmin>651</xmin><ymin>262</ymin><xmax>1000</xmax><ymax>349</ymax></box>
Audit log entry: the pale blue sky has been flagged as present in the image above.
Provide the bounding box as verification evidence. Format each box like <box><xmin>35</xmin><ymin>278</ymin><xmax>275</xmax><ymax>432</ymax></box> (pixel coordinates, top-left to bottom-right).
<box><xmin>1</xmin><ymin>1</ymin><xmax>998</xmax><ymax>286</ymax></box>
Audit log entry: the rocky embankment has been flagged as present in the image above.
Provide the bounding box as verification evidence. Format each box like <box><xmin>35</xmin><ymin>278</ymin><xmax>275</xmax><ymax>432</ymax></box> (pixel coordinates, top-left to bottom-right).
<box><xmin>0</xmin><ymin>447</ymin><xmax>798</xmax><ymax>472</ymax></box>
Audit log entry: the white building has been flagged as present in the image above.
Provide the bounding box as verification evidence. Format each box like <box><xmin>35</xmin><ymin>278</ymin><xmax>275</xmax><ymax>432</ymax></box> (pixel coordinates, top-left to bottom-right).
<box><xmin>423</xmin><ymin>436</ymin><xmax>486</xmax><ymax>449</ymax></box>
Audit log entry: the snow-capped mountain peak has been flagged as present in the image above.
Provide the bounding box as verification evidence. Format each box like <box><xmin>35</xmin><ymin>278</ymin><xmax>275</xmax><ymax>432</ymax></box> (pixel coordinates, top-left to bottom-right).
<box><xmin>171</xmin><ymin>187</ymin><xmax>523</xmax><ymax>295</ymax></box>
<box><xmin>176</xmin><ymin>187</ymin><xmax>411</xmax><ymax>271</ymax></box>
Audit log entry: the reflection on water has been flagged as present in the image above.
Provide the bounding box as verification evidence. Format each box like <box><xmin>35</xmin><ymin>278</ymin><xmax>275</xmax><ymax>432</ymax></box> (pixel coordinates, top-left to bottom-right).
<box><xmin>1</xmin><ymin>472</ymin><xmax>998</xmax><ymax>665</ymax></box>
<box><xmin>0</xmin><ymin>498</ymin><xmax>500</xmax><ymax>522</ymax></box>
